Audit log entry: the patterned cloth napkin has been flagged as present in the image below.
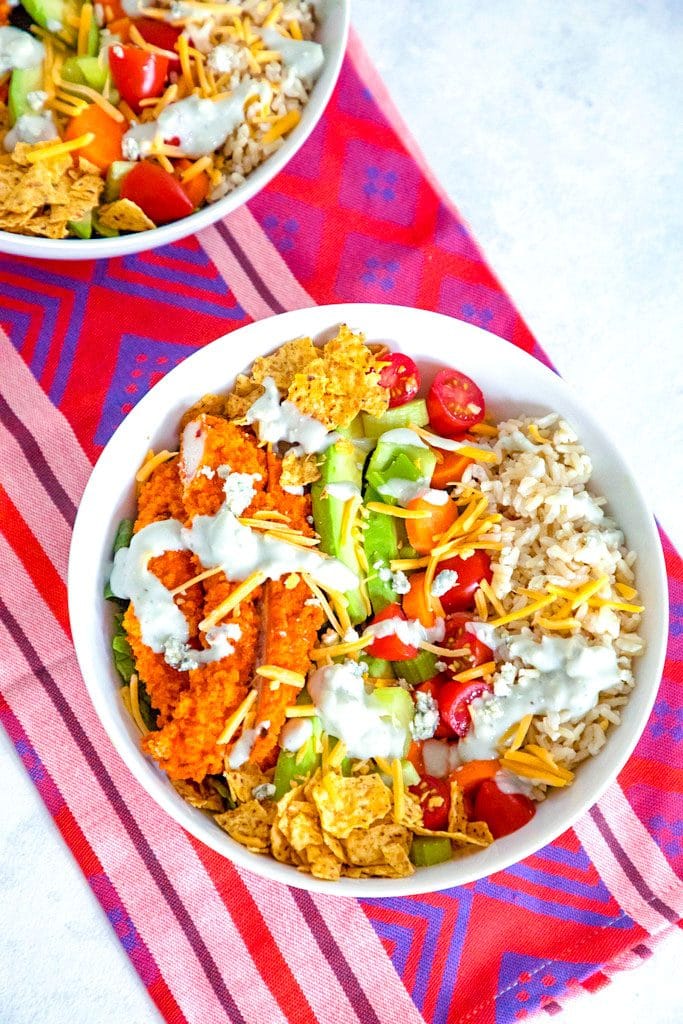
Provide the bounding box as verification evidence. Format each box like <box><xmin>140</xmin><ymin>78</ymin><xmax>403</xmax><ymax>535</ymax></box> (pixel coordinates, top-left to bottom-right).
<box><xmin>0</xmin><ymin>30</ymin><xmax>681</xmax><ymax>1024</ymax></box>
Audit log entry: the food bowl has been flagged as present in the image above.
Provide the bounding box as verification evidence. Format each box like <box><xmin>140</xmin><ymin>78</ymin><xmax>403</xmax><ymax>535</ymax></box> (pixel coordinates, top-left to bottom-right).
<box><xmin>0</xmin><ymin>0</ymin><xmax>349</xmax><ymax>262</ymax></box>
<box><xmin>68</xmin><ymin>303</ymin><xmax>668</xmax><ymax>896</ymax></box>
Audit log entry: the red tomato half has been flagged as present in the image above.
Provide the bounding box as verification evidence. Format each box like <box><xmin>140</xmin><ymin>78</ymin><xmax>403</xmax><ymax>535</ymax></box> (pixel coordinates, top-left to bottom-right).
<box><xmin>410</xmin><ymin>775</ymin><xmax>451</xmax><ymax>831</ymax></box>
<box><xmin>366</xmin><ymin>604</ymin><xmax>418</xmax><ymax>661</ymax></box>
<box><xmin>120</xmin><ymin>161</ymin><xmax>194</xmax><ymax>224</ymax></box>
<box><xmin>437</xmin><ymin>551</ymin><xmax>493</xmax><ymax>613</ymax></box>
<box><xmin>379</xmin><ymin>352</ymin><xmax>421</xmax><ymax>408</ymax></box>
<box><xmin>437</xmin><ymin>679</ymin><xmax>491</xmax><ymax>738</ymax></box>
<box><xmin>108</xmin><ymin>44</ymin><xmax>169</xmax><ymax>112</ymax></box>
<box><xmin>427</xmin><ymin>368</ymin><xmax>485</xmax><ymax>437</ymax></box>
<box><xmin>474</xmin><ymin>780</ymin><xmax>536</xmax><ymax>838</ymax></box>
<box><xmin>134</xmin><ymin>17</ymin><xmax>181</xmax><ymax>63</ymax></box>
<box><xmin>444</xmin><ymin>613</ymin><xmax>492</xmax><ymax>666</ymax></box>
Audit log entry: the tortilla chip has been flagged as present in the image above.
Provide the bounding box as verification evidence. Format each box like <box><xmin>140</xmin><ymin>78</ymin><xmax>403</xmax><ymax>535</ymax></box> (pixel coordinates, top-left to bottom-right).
<box><xmin>343</xmin><ymin>822</ymin><xmax>410</xmax><ymax>867</ymax></box>
<box><xmin>179</xmin><ymin>394</ymin><xmax>232</xmax><ymax>431</ymax></box>
<box><xmin>98</xmin><ymin>198</ymin><xmax>156</xmax><ymax>233</ymax></box>
<box><xmin>280</xmin><ymin>450</ymin><xmax>320</xmax><ymax>489</ymax></box>
<box><xmin>250</xmin><ymin>337</ymin><xmax>318</xmax><ymax>390</ymax></box>
<box><xmin>172</xmin><ymin>778</ymin><xmax>224</xmax><ymax>811</ymax></box>
<box><xmin>225</xmin><ymin>763</ymin><xmax>271</xmax><ymax>804</ymax></box>
<box><xmin>305</xmin><ymin>844</ymin><xmax>342</xmax><ymax>880</ymax></box>
<box><xmin>465</xmin><ymin>821</ymin><xmax>494</xmax><ymax>846</ymax></box>
<box><xmin>311</xmin><ymin>772</ymin><xmax>392</xmax><ymax>839</ymax></box>
<box><xmin>448</xmin><ymin>781</ymin><xmax>468</xmax><ymax>834</ymax></box>
<box><xmin>215</xmin><ymin>798</ymin><xmax>275</xmax><ymax>850</ymax></box>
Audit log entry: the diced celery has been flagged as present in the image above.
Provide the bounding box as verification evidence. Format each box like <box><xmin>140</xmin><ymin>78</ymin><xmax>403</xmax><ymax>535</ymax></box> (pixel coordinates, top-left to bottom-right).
<box><xmin>410</xmin><ymin>836</ymin><xmax>453</xmax><ymax>867</ymax></box>
<box><xmin>401</xmin><ymin>759</ymin><xmax>420</xmax><ymax>788</ymax></box>
<box><xmin>359</xmin><ymin>654</ymin><xmax>395</xmax><ymax>679</ymax></box>
<box><xmin>362</xmin><ymin>399</ymin><xmax>429</xmax><ymax>438</ymax></box>
<box><xmin>368</xmin><ymin>686</ymin><xmax>414</xmax><ymax>751</ymax></box>
<box><xmin>396</xmin><ymin>649</ymin><xmax>438</xmax><ymax>685</ymax></box>
<box><xmin>273</xmin><ymin>718</ymin><xmax>321</xmax><ymax>799</ymax></box>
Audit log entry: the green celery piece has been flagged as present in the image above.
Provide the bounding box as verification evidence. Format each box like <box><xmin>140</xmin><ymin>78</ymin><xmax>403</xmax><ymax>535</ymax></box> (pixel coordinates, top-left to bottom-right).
<box><xmin>8</xmin><ymin>64</ymin><xmax>44</xmax><ymax>126</ymax></box>
<box><xmin>366</xmin><ymin>436</ymin><xmax>436</xmax><ymax>491</ymax></box>
<box><xmin>68</xmin><ymin>211</ymin><xmax>92</xmax><ymax>239</ymax></box>
<box><xmin>410</xmin><ymin>836</ymin><xmax>453</xmax><ymax>867</ymax></box>
<box><xmin>368</xmin><ymin>686</ymin><xmax>413</xmax><ymax>755</ymax></box>
<box><xmin>92</xmin><ymin>210</ymin><xmax>119</xmax><ymax>237</ymax></box>
<box><xmin>61</xmin><ymin>55</ymin><xmax>87</xmax><ymax>85</ymax></box>
<box><xmin>21</xmin><ymin>0</ymin><xmax>79</xmax><ymax>45</ymax></box>
<box><xmin>358</xmin><ymin>654</ymin><xmax>395</xmax><ymax>679</ymax></box>
<box><xmin>362</xmin><ymin>399</ymin><xmax>429</xmax><ymax>439</ymax></box>
<box><xmin>77</xmin><ymin>55</ymin><xmax>107</xmax><ymax>90</ymax></box>
<box><xmin>86</xmin><ymin>12</ymin><xmax>99</xmax><ymax>56</ymax></box>
<box><xmin>401</xmin><ymin>759</ymin><xmax>420</xmax><ymax>788</ymax></box>
<box><xmin>396</xmin><ymin>649</ymin><xmax>438</xmax><ymax>685</ymax></box>
<box><xmin>363</xmin><ymin>485</ymin><xmax>401</xmax><ymax>613</ymax></box>
<box><xmin>273</xmin><ymin>718</ymin><xmax>321</xmax><ymax>799</ymax></box>
<box><xmin>104</xmin><ymin>161</ymin><xmax>135</xmax><ymax>202</ymax></box>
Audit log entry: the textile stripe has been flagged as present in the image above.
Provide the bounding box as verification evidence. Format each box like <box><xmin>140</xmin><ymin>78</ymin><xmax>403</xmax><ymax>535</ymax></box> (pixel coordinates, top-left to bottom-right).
<box><xmin>199</xmin><ymin>224</ymin><xmax>273</xmax><ymax>322</ymax></box>
<box><xmin>0</xmin><ymin>484</ymin><xmax>68</xmax><ymax>635</ymax></box>
<box><xmin>0</xmin><ymin>360</ymin><xmax>409</xmax><ymax>1024</ymax></box>
<box><xmin>226</xmin><ymin>206</ymin><xmax>316</xmax><ymax>312</ymax></box>
<box><xmin>600</xmin><ymin>784</ymin><xmax>683</xmax><ymax>912</ymax></box>
<box><xmin>0</xmin><ymin>392</ymin><xmax>76</xmax><ymax>525</ymax></box>
<box><xmin>589</xmin><ymin>806</ymin><xmax>678</xmax><ymax>924</ymax></box>
<box><xmin>0</xmin><ymin>694</ymin><xmax>189</xmax><ymax>1024</ymax></box>
<box><xmin>292</xmin><ymin>890</ymin><xmax>386</xmax><ymax>1024</ymax></box>
<box><xmin>0</xmin><ymin>328</ymin><xmax>91</xmax><ymax>505</ymax></box>
<box><xmin>236</xmin><ymin>868</ymin><xmax>370</xmax><ymax>1024</ymax></box>
<box><xmin>0</xmin><ymin>594</ymin><xmax>249</xmax><ymax>1024</ymax></box>
<box><xmin>215</xmin><ymin>220</ymin><xmax>286</xmax><ymax>312</ymax></box>
<box><xmin>0</xmin><ymin>421</ymin><xmax>72</xmax><ymax>582</ymax></box>
<box><xmin>573</xmin><ymin>814</ymin><xmax>672</xmax><ymax>932</ymax></box>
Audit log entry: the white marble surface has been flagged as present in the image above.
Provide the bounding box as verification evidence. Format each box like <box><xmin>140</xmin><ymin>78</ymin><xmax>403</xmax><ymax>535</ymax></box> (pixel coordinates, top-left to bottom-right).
<box><xmin>1</xmin><ymin>2</ymin><xmax>681</xmax><ymax>1021</ymax></box>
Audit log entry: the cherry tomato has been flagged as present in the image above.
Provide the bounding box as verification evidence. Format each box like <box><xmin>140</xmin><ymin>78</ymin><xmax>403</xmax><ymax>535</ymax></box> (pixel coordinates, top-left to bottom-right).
<box><xmin>134</xmin><ymin>17</ymin><xmax>181</xmax><ymax>63</ymax></box>
<box><xmin>474</xmin><ymin>779</ymin><xmax>536</xmax><ymax>838</ymax></box>
<box><xmin>443</xmin><ymin>613</ymin><xmax>492</xmax><ymax>666</ymax></box>
<box><xmin>65</xmin><ymin>103</ymin><xmax>126</xmax><ymax>171</ymax></box>
<box><xmin>379</xmin><ymin>352</ymin><xmax>421</xmax><ymax>408</ymax></box>
<box><xmin>417</xmin><ymin>678</ymin><xmax>451</xmax><ymax>738</ymax></box>
<box><xmin>108</xmin><ymin>44</ymin><xmax>169</xmax><ymax>113</ymax></box>
<box><xmin>437</xmin><ymin>551</ymin><xmax>493</xmax><ymax>613</ymax></box>
<box><xmin>437</xmin><ymin>679</ymin><xmax>492</xmax><ymax>737</ymax></box>
<box><xmin>410</xmin><ymin>775</ymin><xmax>451</xmax><ymax>831</ymax></box>
<box><xmin>366</xmin><ymin>603</ymin><xmax>418</xmax><ymax>661</ymax></box>
<box><xmin>405</xmin><ymin>494</ymin><xmax>459</xmax><ymax>554</ymax></box>
<box><xmin>427</xmin><ymin>368</ymin><xmax>485</xmax><ymax>437</ymax></box>
<box><xmin>120</xmin><ymin>161</ymin><xmax>194</xmax><ymax>224</ymax></box>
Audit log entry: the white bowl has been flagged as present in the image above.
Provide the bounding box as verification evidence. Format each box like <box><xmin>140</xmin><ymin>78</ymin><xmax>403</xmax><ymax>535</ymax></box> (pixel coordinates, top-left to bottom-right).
<box><xmin>69</xmin><ymin>303</ymin><xmax>669</xmax><ymax>897</ymax></box>
<box><xmin>0</xmin><ymin>0</ymin><xmax>349</xmax><ymax>262</ymax></box>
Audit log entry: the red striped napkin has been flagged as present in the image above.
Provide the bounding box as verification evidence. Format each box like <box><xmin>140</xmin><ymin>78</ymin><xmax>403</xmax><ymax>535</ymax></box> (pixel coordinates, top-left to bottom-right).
<box><xmin>0</xmin><ymin>29</ymin><xmax>681</xmax><ymax>1024</ymax></box>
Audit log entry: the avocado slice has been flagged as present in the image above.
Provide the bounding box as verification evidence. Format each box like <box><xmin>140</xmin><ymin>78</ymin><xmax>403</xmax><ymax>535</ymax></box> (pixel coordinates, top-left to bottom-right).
<box><xmin>21</xmin><ymin>0</ymin><xmax>80</xmax><ymax>45</ymax></box>
<box><xmin>8</xmin><ymin>64</ymin><xmax>44</xmax><ymax>126</ymax></box>
<box><xmin>362</xmin><ymin>398</ymin><xmax>429</xmax><ymax>439</ymax></box>
<box><xmin>61</xmin><ymin>54</ymin><xmax>107</xmax><ymax>91</ymax></box>
<box><xmin>311</xmin><ymin>438</ymin><xmax>368</xmax><ymax>627</ymax></box>
<box><xmin>363</xmin><ymin>484</ymin><xmax>401</xmax><ymax>613</ymax></box>
<box><xmin>273</xmin><ymin>717</ymin><xmax>321</xmax><ymax>799</ymax></box>
<box><xmin>92</xmin><ymin>209</ymin><xmax>119</xmax><ymax>237</ymax></box>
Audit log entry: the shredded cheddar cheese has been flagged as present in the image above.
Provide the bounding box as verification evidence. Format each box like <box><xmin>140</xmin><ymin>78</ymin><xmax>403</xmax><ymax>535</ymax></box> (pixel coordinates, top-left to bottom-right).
<box><xmin>25</xmin><ymin>133</ymin><xmax>95</xmax><ymax>162</ymax></box>
<box><xmin>255</xmin><ymin>665</ymin><xmax>306</xmax><ymax>689</ymax></box>
<box><xmin>391</xmin><ymin>757</ymin><xmax>405</xmax><ymax>823</ymax></box>
<box><xmin>217</xmin><ymin>689</ymin><xmax>257</xmax><ymax>744</ymax></box>
<box><xmin>136</xmin><ymin>449</ymin><xmax>178</xmax><ymax>483</ymax></box>
<box><xmin>284</xmin><ymin>704</ymin><xmax>318</xmax><ymax>718</ymax></box>
<box><xmin>199</xmin><ymin>571</ymin><xmax>266</xmax><ymax>631</ymax></box>
<box><xmin>453</xmin><ymin>661</ymin><xmax>496</xmax><ymax>682</ymax></box>
<box><xmin>366</xmin><ymin>502</ymin><xmax>432</xmax><ymax>520</ymax></box>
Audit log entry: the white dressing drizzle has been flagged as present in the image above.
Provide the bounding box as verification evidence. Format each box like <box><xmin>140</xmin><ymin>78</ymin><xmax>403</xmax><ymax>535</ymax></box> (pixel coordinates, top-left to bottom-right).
<box><xmin>244</xmin><ymin>376</ymin><xmax>335</xmax><ymax>455</ymax></box>
<box><xmin>0</xmin><ymin>26</ymin><xmax>44</xmax><ymax>75</ymax></box>
<box><xmin>363</xmin><ymin>615</ymin><xmax>445</xmax><ymax>648</ymax></box>
<box><xmin>258</xmin><ymin>26</ymin><xmax>324</xmax><ymax>83</ymax></box>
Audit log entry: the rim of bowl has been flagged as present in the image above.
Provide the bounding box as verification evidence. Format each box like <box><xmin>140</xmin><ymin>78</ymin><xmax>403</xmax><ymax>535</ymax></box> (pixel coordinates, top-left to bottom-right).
<box><xmin>68</xmin><ymin>303</ymin><xmax>669</xmax><ymax>897</ymax></box>
<box><xmin>0</xmin><ymin>0</ymin><xmax>350</xmax><ymax>261</ymax></box>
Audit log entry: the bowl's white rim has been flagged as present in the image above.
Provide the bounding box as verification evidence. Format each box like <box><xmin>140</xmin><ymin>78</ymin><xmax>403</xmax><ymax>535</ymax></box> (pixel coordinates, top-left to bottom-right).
<box><xmin>0</xmin><ymin>0</ymin><xmax>350</xmax><ymax>262</ymax></box>
<box><xmin>68</xmin><ymin>303</ymin><xmax>669</xmax><ymax>897</ymax></box>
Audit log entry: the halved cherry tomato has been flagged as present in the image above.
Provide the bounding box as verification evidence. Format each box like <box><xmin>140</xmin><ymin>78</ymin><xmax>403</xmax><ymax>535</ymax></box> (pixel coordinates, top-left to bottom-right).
<box><xmin>427</xmin><ymin>368</ymin><xmax>485</xmax><ymax>437</ymax></box>
<box><xmin>65</xmin><ymin>104</ymin><xmax>126</xmax><ymax>171</ymax></box>
<box><xmin>108</xmin><ymin>44</ymin><xmax>169</xmax><ymax>113</ymax></box>
<box><xmin>431</xmin><ymin>448</ymin><xmax>473</xmax><ymax>489</ymax></box>
<box><xmin>417</xmin><ymin>678</ymin><xmax>451</xmax><ymax>738</ymax></box>
<box><xmin>120</xmin><ymin>161</ymin><xmax>194</xmax><ymax>224</ymax></box>
<box><xmin>410</xmin><ymin>775</ymin><xmax>451</xmax><ymax>831</ymax></box>
<box><xmin>174</xmin><ymin>158</ymin><xmax>210</xmax><ymax>208</ymax></box>
<box><xmin>443</xmin><ymin>613</ymin><xmax>492</xmax><ymax>666</ymax></box>
<box><xmin>366</xmin><ymin>604</ymin><xmax>417</xmax><ymax>661</ymax></box>
<box><xmin>405</xmin><ymin>495</ymin><xmax>459</xmax><ymax>554</ymax></box>
<box><xmin>379</xmin><ymin>352</ymin><xmax>421</xmax><ymax>408</ymax></box>
<box><xmin>402</xmin><ymin>572</ymin><xmax>436</xmax><ymax>628</ymax></box>
<box><xmin>474</xmin><ymin>779</ymin><xmax>536</xmax><ymax>839</ymax></box>
<box><xmin>437</xmin><ymin>678</ymin><xmax>492</xmax><ymax>737</ymax></box>
<box><xmin>134</xmin><ymin>17</ymin><xmax>181</xmax><ymax>63</ymax></box>
<box><xmin>437</xmin><ymin>551</ymin><xmax>493</xmax><ymax>613</ymax></box>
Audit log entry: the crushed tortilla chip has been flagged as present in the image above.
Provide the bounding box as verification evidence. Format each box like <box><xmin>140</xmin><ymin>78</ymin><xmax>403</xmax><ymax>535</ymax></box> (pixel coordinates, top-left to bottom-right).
<box><xmin>215</xmin><ymin>798</ymin><xmax>275</xmax><ymax>851</ymax></box>
<box><xmin>251</xmin><ymin>337</ymin><xmax>318</xmax><ymax>390</ymax></box>
<box><xmin>98</xmin><ymin>198</ymin><xmax>156</xmax><ymax>233</ymax></box>
<box><xmin>179</xmin><ymin>394</ymin><xmax>231</xmax><ymax>431</ymax></box>
<box><xmin>287</xmin><ymin>325</ymin><xmax>389</xmax><ymax>429</ymax></box>
<box><xmin>225</xmin><ymin>763</ymin><xmax>272</xmax><ymax>804</ymax></box>
<box><xmin>280</xmin><ymin>450</ymin><xmax>320</xmax><ymax>489</ymax></box>
<box><xmin>172</xmin><ymin>778</ymin><xmax>224</xmax><ymax>811</ymax></box>
<box><xmin>448</xmin><ymin>781</ymin><xmax>468</xmax><ymax>834</ymax></box>
<box><xmin>0</xmin><ymin>141</ymin><xmax>103</xmax><ymax>239</ymax></box>
<box><xmin>302</xmin><ymin>844</ymin><xmax>342</xmax><ymax>880</ymax></box>
<box><xmin>311</xmin><ymin>771</ymin><xmax>392</xmax><ymax>839</ymax></box>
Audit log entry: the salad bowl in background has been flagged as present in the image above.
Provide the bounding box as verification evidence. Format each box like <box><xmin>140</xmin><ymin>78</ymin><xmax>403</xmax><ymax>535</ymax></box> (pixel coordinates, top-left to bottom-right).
<box><xmin>0</xmin><ymin>0</ymin><xmax>349</xmax><ymax>262</ymax></box>
<box><xmin>68</xmin><ymin>303</ymin><xmax>668</xmax><ymax>896</ymax></box>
